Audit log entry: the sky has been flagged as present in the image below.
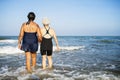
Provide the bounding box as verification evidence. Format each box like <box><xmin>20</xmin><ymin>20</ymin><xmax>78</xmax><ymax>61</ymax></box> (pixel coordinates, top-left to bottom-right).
<box><xmin>0</xmin><ymin>0</ymin><xmax>120</xmax><ymax>36</ymax></box>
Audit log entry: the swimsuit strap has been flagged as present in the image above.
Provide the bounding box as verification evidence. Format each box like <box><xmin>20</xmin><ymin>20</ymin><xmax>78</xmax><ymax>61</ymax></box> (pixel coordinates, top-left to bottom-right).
<box><xmin>43</xmin><ymin>27</ymin><xmax>52</xmax><ymax>37</ymax></box>
<box><xmin>45</xmin><ymin>27</ymin><xmax>50</xmax><ymax>34</ymax></box>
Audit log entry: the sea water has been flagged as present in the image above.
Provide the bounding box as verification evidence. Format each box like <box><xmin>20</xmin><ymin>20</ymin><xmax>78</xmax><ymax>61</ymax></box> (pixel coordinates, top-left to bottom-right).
<box><xmin>0</xmin><ymin>36</ymin><xmax>120</xmax><ymax>80</ymax></box>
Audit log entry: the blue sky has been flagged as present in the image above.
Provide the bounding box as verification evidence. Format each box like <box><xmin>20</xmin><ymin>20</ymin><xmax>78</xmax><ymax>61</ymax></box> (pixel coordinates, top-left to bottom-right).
<box><xmin>0</xmin><ymin>0</ymin><xmax>120</xmax><ymax>36</ymax></box>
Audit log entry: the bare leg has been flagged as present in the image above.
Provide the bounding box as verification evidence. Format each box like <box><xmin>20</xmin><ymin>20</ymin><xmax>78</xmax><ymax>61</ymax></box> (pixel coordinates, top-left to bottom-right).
<box><xmin>31</xmin><ymin>53</ymin><xmax>36</xmax><ymax>68</ymax></box>
<box><xmin>47</xmin><ymin>56</ymin><xmax>53</xmax><ymax>69</ymax></box>
<box><xmin>25</xmin><ymin>52</ymin><xmax>32</xmax><ymax>73</ymax></box>
<box><xmin>42</xmin><ymin>55</ymin><xmax>46</xmax><ymax>69</ymax></box>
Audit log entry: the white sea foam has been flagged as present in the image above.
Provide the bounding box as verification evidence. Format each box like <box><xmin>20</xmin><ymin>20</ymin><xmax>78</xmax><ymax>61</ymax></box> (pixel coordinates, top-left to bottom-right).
<box><xmin>0</xmin><ymin>45</ymin><xmax>85</xmax><ymax>54</ymax></box>
<box><xmin>0</xmin><ymin>46</ymin><xmax>24</xmax><ymax>54</ymax></box>
<box><xmin>0</xmin><ymin>65</ymin><xmax>8</xmax><ymax>74</ymax></box>
<box><xmin>0</xmin><ymin>40</ymin><xmax>17</xmax><ymax>43</ymax></box>
<box><xmin>0</xmin><ymin>39</ymin><xmax>85</xmax><ymax>54</ymax></box>
<box><xmin>105</xmin><ymin>64</ymin><xmax>116</xmax><ymax>69</ymax></box>
<box><xmin>53</xmin><ymin>46</ymin><xmax>85</xmax><ymax>51</ymax></box>
<box><xmin>0</xmin><ymin>66</ymin><xmax>119</xmax><ymax>80</ymax></box>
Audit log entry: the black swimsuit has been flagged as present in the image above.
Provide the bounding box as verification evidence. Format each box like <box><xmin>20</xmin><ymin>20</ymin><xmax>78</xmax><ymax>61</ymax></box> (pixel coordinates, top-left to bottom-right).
<box><xmin>40</xmin><ymin>27</ymin><xmax>53</xmax><ymax>56</ymax></box>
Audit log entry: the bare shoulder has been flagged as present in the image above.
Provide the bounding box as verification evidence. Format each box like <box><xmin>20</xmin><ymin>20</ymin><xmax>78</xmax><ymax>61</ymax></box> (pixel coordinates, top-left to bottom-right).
<box><xmin>50</xmin><ymin>27</ymin><xmax>55</xmax><ymax>33</ymax></box>
<box><xmin>33</xmin><ymin>22</ymin><xmax>41</xmax><ymax>30</ymax></box>
<box><xmin>39</xmin><ymin>27</ymin><xmax>44</xmax><ymax>33</ymax></box>
<box><xmin>50</xmin><ymin>27</ymin><xmax>54</xmax><ymax>31</ymax></box>
<box><xmin>22</xmin><ymin>22</ymin><xmax>26</xmax><ymax>26</ymax></box>
<box><xmin>33</xmin><ymin>22</ymin><xmax>39</xmax><ymax>27</ymax></box>
<box><xmin>21</xmin><ymin>23</ymin><xmax>26</xmax><ymax>28</ymax></box>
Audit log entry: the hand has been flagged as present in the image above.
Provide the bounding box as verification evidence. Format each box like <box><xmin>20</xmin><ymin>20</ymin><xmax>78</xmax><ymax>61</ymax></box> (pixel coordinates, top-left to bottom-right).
<box><xmin>38</xmin><ymin>37</ymin><xmax>42</xmax><ymax>42</ymax></box>
<box><xmin>18</xmin><ymin>44</ymin><xmax>21</xmax><ymax>49</ymax></box>
<box><xmin>56</xmin><ymin>46</ymin><xmax>60</xmax><ymax>51</ymax></box>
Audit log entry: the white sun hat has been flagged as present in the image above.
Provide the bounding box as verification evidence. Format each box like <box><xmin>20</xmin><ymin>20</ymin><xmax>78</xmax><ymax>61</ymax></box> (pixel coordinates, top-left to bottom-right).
<box><xmin>42</xmin><ymin>17</ymin><xmax>50</xmax><ymax>24</ymax></box>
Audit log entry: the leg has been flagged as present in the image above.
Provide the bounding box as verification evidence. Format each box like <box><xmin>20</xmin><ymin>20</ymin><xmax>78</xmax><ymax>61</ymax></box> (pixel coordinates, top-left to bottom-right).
<box><xmin>42</xmin><ymin>55</ymin><xmax>46</xmax><ymax>69</ymax></box>
<box><xmin>31</xmin><ymin>53</ymin><xmax>37</xmax><ymax>68</ymax></box>
<box><xmin>47</xmin><ymin>56</ymin><xmax>53</xmax><ymax>69</ymax></box>
<box><xmin>25</xmin><ymin>52</ymin><xmax>32</xmax><ymax>72</ymax></box>
<box><xmin>47</xmin><ymin>50</ymin><xmax>53</xmax><ymax>69</ymax></box>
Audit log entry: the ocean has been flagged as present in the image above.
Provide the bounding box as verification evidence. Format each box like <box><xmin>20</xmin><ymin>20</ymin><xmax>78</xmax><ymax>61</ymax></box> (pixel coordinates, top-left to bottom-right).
<box><xmin>0</xmin><ymin>36</ymin><xmax>120</xmax><ymax>80</ymax></box>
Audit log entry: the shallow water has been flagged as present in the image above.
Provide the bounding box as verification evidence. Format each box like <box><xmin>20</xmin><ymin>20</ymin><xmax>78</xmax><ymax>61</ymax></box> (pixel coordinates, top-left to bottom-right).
<box><xmin>0</xmin><ymin>36</ymin><xmax>120</xmax><ymax>80</ymax></box>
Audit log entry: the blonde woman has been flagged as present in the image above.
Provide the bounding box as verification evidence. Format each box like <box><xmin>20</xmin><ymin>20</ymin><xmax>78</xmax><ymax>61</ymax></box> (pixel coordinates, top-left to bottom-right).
<box><xmin>40</xmin><ymin>18</ymin><xmax>60</xmax><ymax>70</ymax></box>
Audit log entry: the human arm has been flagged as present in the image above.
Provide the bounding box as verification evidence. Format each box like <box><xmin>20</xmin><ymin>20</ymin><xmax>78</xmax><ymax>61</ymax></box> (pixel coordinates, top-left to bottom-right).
<box><xmin>53</xmin><ymin>30</ymin><xmax>60</xmax><ymax>51</ymax></box>
<box><xmin>18</xmin><ymin>24</ymin><xmax>24</xmax><ymax>49</ymax></box>
<box><xmin>37</xmin><ymin>25</ymin><xmax>42</xmax><ymax>42</ymax></box>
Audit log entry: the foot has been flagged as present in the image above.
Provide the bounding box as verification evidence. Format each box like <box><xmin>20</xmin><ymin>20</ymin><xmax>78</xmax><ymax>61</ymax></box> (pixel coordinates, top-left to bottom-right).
<box><xmin>48</xmin><ymin>66</ymin><xmax>54</xmax><ymax>70</ymax></box>
<box><xmin>42</xmin><ymin>67</ymin><xmax>46</xmax><ymax>70</ymax></box>
<box><xmin>42</xmin><ymin>65</ymin><xmax>46</xmax><ymax>70</ymax></box>
<box><xmin>27</xmin><ymin>69</ymin><xmax>32</xmax><ymax>74</ymax></box>
<box><xmin>31</xmin><ymin>66</ymin><xmax>36</xmax><ymax>72</ymax></box>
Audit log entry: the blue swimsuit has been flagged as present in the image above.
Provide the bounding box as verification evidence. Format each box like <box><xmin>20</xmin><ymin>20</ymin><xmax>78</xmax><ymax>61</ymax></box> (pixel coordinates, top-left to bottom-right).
<box><xmin>21</xmin><ymin>32</ymin><xmax>38</xmax><ymax>53</ymax></box>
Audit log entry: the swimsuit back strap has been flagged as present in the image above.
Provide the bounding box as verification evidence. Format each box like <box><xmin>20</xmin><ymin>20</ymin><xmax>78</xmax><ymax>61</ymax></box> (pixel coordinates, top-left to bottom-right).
<box><xmin>43</xmin><ymin>27</ymin><xmax>52</xmax><ymax>37</ymax></box>
<box><xmin>45</xmin><ymin>27</ymin><xmax>50</xmax><ymax>34</ymax></box>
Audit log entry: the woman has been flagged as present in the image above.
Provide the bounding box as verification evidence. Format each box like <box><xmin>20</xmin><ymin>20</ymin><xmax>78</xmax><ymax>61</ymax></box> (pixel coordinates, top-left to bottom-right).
<box><xmin>18</xmin><ymin>12</ymin><xmax>42</xmax><ymax>73</ymax></box>
<box><xmin>40</xmin><ymin>17</ymin><xmax>60</xmax><ymax>70</ymax></box>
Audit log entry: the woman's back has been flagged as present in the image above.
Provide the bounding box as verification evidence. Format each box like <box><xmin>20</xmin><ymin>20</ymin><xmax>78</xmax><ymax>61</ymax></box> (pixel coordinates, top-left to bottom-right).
<box><xmin>23</xmin><ymin>22</ymin><xmax>39</xmax><ymax>33</ymax></box>
<box><xmin>41</xmin><ymin>27</ymin><xmax>54</xmax><ymax>39</ymax></box>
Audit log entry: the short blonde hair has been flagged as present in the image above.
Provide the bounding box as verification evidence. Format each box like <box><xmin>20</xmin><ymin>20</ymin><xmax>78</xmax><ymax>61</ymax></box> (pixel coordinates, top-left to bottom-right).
<box><xmin>42</xmin><ymin>17</ymin><xmax>50</xmax><ymax>24</ymax></box>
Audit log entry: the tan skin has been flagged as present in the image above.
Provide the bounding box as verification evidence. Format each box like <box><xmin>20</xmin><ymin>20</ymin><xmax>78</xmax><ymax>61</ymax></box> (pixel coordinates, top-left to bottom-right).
<box><xmin>41</xmin><ymin>24</ymin><xmax>60</xmax><ymax>69</ymax></box>
<box><xmin>18</xmin><ymin>21</ymin><xmax>42</xmax><ymax>72</ymax></box>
